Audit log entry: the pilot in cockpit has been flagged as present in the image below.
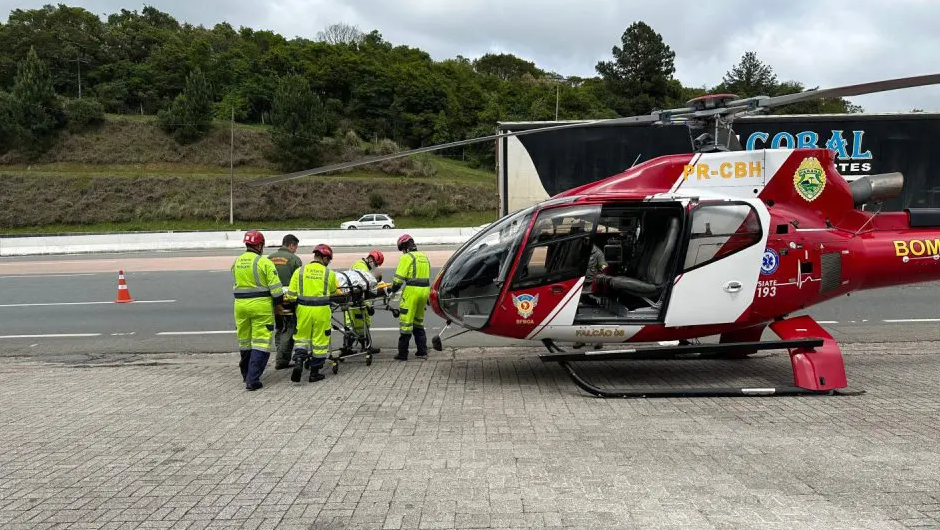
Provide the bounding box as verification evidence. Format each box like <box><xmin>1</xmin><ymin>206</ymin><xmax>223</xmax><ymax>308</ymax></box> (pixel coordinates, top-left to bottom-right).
<box><xmin>584</xmin><ymin>243</ymin><xmax>607</xmax><ymax>295</ymax></box>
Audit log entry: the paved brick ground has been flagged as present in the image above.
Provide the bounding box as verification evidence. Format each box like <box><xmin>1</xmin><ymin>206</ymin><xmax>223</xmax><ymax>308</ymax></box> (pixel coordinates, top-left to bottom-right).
<box><xmin>2</xmin><ymin>341</ymin><xmax>940</xmax><ymax>529</ymax></box>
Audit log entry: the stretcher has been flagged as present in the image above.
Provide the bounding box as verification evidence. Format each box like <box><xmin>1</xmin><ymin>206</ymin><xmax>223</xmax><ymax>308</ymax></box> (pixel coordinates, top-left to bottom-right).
<box><xmin>325</xmin><ymin>268</ymin><xmax>400</xmax><ymax>374</ymax></box>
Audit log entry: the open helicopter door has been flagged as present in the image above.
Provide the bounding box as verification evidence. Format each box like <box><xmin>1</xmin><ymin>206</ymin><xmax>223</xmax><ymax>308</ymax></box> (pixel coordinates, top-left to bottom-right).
<box><xmin>662</xmin><ymin>196</ymin><xmax>770</xmax><ymax>327</ymax></box>
<box><xmin>495</xmin><ymin>203</ymin><xmax>602</xmax><ymax>340</ymax></box>
<box><xmin>491</xmin><ymin>199</ymin><xmax>691</xmax><ymax>340</ymax></box>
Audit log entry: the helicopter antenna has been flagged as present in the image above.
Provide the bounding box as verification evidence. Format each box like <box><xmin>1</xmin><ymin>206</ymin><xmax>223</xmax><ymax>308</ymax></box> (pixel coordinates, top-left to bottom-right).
<box><xmin>852</xmin><ymin>201</ymin><xmax>884</xmax><ymax>236</ymax></box>
<box><xmin>246</xmin><ymin>72</ymin><xmax>940</xmax><ymax>187</ymax></box>
<box><xmin>630</xmin><ymin>153</ymin><xmax>642</xmax><ymax>168</ymax></box>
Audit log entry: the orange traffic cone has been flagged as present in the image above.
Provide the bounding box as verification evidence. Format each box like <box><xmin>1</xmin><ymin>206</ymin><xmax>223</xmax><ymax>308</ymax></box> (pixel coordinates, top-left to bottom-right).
<box><xmin>114</xmin><ymin>270</ymin><xmax>135</xmax><ymax>303</ymax></box>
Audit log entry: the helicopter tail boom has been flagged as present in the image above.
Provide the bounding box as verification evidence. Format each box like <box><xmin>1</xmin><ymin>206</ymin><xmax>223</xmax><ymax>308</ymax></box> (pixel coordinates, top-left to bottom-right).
<box><xmin>854</xmin><ymin>214</ymin><xmax>940</xmax><ymax>290</ymax></box>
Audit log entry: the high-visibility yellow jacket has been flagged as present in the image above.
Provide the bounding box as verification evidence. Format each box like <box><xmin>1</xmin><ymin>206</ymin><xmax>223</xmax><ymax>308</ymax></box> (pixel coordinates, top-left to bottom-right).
<box><xmin>393</xmin><ymin>250</ymin><xmax>431</xmax><ymax>290</ymax></box>
<box><xmin>285</xmin><ymin>262</ymin><xmax>339</xmax><ymax>306</ymax></box>
<box><xmin>231</xmin><ymin>251</ymin><xmax>284</xmax><ymax>303</ymax></box>
<box><xmin>351</xmin><ymin>258</ymin><xmax>370</xmax><ymax>274</ymax></box>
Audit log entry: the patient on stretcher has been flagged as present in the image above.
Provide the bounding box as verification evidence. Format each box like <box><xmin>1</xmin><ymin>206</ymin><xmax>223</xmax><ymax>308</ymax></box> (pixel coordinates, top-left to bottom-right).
<box><xmin>333</xmin><ymin>269</ymin><xmax>392</xmax><ymax>301</ymax></box>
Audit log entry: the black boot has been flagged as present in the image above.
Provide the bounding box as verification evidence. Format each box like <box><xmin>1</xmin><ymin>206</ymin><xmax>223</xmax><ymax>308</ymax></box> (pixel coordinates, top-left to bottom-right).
<box><xmin>414</xmin><ymin>327</ymin><xmax>428</xmax><ymax>358</ymax></box>
<box><xmin>394</xmin><ymin>334</ymin><xmax>410</xmax><ymax>360</ymax></box>
<box><xmin>309</xmin><ymin>357</ymin><xmax>325</xmax><ymax>381</ymax></box>
<box><xmin>239</xmin><ymin>350</ymin><xmax>251</xmax><ymax>382</ymax></box>
<box><xmin>290</xmin><ymin>349</ymin><xmax>306</xmax><ymax>383</ymax></box>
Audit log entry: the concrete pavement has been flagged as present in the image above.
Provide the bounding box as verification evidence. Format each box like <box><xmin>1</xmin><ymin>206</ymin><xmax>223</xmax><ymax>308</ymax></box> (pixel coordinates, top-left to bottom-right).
<box><xmin>3</xmin><ymin>343</ymin><xmax>940</xmax><ymax>529</ymax></box>
<box><xmin>2</xmin><ymin>250</ymin><xmax>940</xmax><ymax>529</ymax></box>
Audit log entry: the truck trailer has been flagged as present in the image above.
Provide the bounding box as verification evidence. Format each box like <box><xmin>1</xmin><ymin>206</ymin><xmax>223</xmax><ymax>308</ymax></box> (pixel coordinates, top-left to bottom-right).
<box><xmin>496</xmin><ymin>112</ymin><xmax>940</xmax><ymax>215</ymax></box>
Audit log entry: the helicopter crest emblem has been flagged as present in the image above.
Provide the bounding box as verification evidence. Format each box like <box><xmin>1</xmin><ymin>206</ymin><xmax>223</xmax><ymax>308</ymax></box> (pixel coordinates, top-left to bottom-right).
<box><xmin>794</xmin><ymin>156</ymin><xmax>826</xmax><ymax>202</ymax></box>
<box><xmin>512</xmin><ymin>293</ymin><xmax>538</xmax><ymax>319</ymax></box>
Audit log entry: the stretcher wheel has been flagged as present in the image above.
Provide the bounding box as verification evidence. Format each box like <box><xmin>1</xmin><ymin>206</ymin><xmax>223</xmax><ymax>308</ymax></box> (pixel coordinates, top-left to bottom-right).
<box><xmin>366</xmin><ymin>355</ymin><xmax>372</xmax><ymax>366</ymax></box>
<box><xmin>332</xmin><ymin>363</ymin><xmax>339</xmax><ymax>374</ymax></box>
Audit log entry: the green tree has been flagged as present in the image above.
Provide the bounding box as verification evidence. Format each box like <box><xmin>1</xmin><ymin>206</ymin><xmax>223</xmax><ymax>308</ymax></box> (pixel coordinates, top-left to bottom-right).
<box><xmin>62</xmin><ymin>96</ymin><xmax>105</xmax><ymax>131</ymax></box>
<box><xmin>10</xmin><ymin>46</ymin><xmax>65</xmax><ymax>158</ymax></box>
<box><xmin>214</xmin><ymin>91</ymin><xmax>250</xmax><ymax>121</ymax></box>
<box><xmin>0</xmin><ymin>91</ymin><xmax>18</xmax><ymax>154</ymax></box>
<box><xmin>315</xmin><ymin>22</ymin><xmax>365</xmax><ymax>45</ymax></box>
<box><xmin>268</xmin><ymin>73</ymin><xmax>327</xmax><ymax>171</ymax></box>
<box><xmin>473</xmin><ymin>53</ymin><xmax>543</xmax><ymax>80</ymax></box>
<box><xmin>157</xmin><ymin>66</ymin><xmax>214</xmax><ymax>144</ymax></box>
<box><xmin>719</xmin><ymin>51</ymin><xmax>777</xmax><ymax>97</ymax></box>
<box><xmin>0</xmin><ymin>5</ymin><xmax>106</xmax><ymax>98</ymax></box>
<box><xmin>595</xmin><ymin>21</ymin><xmax>679</xmax><ymax>116</ymax></box>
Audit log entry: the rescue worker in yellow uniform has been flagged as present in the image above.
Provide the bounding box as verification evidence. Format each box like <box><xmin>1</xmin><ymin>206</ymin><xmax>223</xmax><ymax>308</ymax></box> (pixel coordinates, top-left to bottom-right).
<box><xmin>343</xmin><ymin>249</ymin><xmax>385</xmax><ymax>355</ymax></box>
<box><xmin>391</xmin><ymin>234</ymin><xmax>431</xmax><ymax>360</ymax></box>
<box><xmin>285</xmin><ymin>244</ymin><xmax>338</xmax><ymax>383</ymax></box>
<box><xmin>232</xmin><ymin>230</ymin><xmax>285</xmax><ymax>391</ymax></box>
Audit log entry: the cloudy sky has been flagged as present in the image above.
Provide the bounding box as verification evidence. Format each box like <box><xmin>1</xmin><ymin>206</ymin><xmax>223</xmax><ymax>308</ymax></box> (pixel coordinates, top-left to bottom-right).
<box><xmin>5</xmin><ymin>0</ymin><xmax>940</xmax><ymax>112</ymax></box>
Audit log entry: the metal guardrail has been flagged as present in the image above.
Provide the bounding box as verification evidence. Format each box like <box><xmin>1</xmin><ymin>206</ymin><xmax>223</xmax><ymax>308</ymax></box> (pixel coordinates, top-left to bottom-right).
<box><xmin>0</xmin><ymin>227</ymin><xmax>484</xmax><ymax>256</ymax></box>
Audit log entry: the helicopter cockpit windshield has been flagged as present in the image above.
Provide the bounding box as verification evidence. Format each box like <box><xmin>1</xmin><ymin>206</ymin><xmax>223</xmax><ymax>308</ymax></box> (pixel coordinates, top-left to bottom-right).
<box><xmin>435</xmin><ymin>205</ymin><xmax>537</xmax><ymax>329</ymax></box>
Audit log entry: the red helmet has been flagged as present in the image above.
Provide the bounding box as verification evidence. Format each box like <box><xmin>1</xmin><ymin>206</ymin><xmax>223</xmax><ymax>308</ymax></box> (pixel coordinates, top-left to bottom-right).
<box><xmin>243</xmin><ymin>230</ymin><xmax>265</xmax><ymax>247</ymax></box>
<box><xmin>313</xmin><ymin>243</ymin><xmax>333</xmax><ymax>259</ymax></box>
<box><xmin>397</xmin><ymin>234</ymin><xmax>414</xmax><ymax>251</ymax></box>
<box><xmin>368</xmin><ymin>250</ymin><xmax>384</xmax><ymax>266</ymax></box>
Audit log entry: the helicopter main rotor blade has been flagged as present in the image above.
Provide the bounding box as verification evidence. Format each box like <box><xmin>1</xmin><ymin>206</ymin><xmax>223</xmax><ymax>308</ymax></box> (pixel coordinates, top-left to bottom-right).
<box><xmin>728</xmin><ymin>72</ymin><xmax>940</xmax><ymax>109</ymax></box>
<box><xmin>246</xmin><ymin>108</ymin><xmax>693</xmax><ymax>187</ymax></box>
<box><xmin>247</xmin><ymin>71</ymin><xmax>940</xmax><ymax>187</ymax></box>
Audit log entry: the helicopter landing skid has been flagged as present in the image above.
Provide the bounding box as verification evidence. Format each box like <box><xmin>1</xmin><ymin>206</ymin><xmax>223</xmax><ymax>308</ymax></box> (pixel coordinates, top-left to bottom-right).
<box><xmin>539</xmin><ymin>338</ymin><xmax>865</xmax><ymax>398</ymax></box>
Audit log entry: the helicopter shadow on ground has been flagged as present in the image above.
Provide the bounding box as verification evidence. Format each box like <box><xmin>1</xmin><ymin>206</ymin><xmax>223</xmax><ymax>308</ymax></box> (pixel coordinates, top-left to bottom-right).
<box><xmin>547</xmin><ymin>355</ymin><xmax>798</xmax><ymax>395</ymax></box>
<box><xmin>438</xmin><ymin>347</ymin><xmax>800</xmax><ymax>397</ymax></box>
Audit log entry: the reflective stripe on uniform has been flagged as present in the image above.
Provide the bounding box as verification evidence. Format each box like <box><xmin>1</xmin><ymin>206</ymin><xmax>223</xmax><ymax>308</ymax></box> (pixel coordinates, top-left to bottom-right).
<box><xmin>291</xmin><ymin>263</ymin><xmax>334</xmax><ymax>359</ymax></box>
<box><xmin>394</xmin><ymin>252</ymin><xmax>431</xmax><ymax>286</ymax></box>
<box><xmin>296</xmin><ymin>265</ymin><xmax>331</xmax><ymax>306</ymax></box>
<box><xmin>233</xmin><ymin>254</ymin><xmax>283</xmax><ymax>297</ymax></box>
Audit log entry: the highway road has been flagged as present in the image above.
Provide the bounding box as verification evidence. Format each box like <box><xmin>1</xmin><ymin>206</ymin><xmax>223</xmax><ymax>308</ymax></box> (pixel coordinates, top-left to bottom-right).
<box><xmin>1</xmin><ymin>247</ymin><xmax>938</xmax><ymax>359</ymax></box>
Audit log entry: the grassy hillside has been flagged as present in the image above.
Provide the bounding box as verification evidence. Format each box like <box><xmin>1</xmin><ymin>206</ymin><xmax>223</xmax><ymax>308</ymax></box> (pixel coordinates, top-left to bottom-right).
<box><xmin>0</xmin><ymin>115</ymin><xmax>498</xmax><ymax>234</ymax></box>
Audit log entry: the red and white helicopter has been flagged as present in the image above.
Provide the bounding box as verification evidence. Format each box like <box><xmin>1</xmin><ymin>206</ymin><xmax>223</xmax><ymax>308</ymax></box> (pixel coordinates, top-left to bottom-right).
<box><xmin>250</xmin><ymin>73</ymin><xmax>940</xmax><ymax>398</ymax></box>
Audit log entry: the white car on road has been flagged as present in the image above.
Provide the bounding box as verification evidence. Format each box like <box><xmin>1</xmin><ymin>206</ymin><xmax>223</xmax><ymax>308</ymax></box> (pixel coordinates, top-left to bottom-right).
<box><xmin>340</xmin><ymin>213</ymin><xmax>396</xmax><ymax>230</ymax></box>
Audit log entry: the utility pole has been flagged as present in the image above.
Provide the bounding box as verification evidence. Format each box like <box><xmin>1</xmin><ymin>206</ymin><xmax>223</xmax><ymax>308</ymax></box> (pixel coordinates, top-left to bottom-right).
<box><xmin>229</xmin><ymin>105</ymin><xmax>234</xmax><ymax>225</ymax></box>
<box><xmin>555</xmin><ymin>85</ymin><xmax>559</xmax><ymax>120</ymax></box>
<box><xmin>67</xmin><ymin>56</ymin><xmax>89</xmax><ymax>98</ymax></box>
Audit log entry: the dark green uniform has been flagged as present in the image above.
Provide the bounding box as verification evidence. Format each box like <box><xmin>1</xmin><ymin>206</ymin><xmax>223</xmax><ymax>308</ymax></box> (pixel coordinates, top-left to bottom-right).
<box><xmin>267</xmin><ymin>246</ymin><xmax>303</xmax><ymax>368</ymax></box>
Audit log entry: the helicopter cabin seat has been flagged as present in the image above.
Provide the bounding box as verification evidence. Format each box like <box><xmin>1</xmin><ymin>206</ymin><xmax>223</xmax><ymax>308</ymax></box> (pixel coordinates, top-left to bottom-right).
<box><xmin>593</xmin><ymin>215</ymin><xmax>680</xmax><ymax>309</ymax></box>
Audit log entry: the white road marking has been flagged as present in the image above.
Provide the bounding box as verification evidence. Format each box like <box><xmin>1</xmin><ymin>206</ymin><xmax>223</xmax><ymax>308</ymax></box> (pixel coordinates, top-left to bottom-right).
<box><xmin>1</xmin><ymin>259</ymin><xmax>121</xmax><ymax>265</ymax></box>
<box><xmin>0</xmin><ymin>273</ymin><xmax>98</xmax><ymax>279</ymax></box>
<box><xmin>882</xmin><ymin>318</ymin><xmax>940</xmax><ymax>323</ymax></box>
<box><xmin>153</xmin><ymin>327</ymin><xmax>440</xmax><ymax>336</ymax></box>
<box><xmin>156</xmin><ymin>330</ymin><xmax>235</xmax><ymax>335</ymax></box>
<box><xmin>111</xmin><ymin>332</ymin><xmax>136</xmax><ymax>336</ymax></box>
<box><xmin>370</xmin><ymin>327</ymin><xmax>441</xmax><ymax>331</ymax></box>
<box><xmin>0</xmin><ymin>300</ymin><xmax>176</xmax><ymax>308</ymax></box>
<box><xmin>0</xmin><ymin>333</ymin><xmax>101</xmax><ymax>339</ymax></box>
<box><xmin>818</xmin><ymin>320</ymin><xmax>839</xmax><ymax>324</ymax></box>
